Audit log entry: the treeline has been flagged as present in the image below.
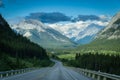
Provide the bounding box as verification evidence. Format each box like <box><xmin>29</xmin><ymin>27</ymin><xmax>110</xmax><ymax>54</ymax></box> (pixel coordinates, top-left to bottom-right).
<box><xmin>0</xmin><ymin>14</ymin><xmax>51</xmax><ymax>71</ymax></box>
<box><xmin>66</xmin><ymin>53</ymin><xmax>120</xmax><ymax>75</ymax></box>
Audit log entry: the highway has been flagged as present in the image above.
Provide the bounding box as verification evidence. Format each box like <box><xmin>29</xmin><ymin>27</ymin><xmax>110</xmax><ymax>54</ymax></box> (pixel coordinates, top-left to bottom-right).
<box><xmin>1</xmin><ymin>60</ymin><xmax>91</xmax><ymax>80</ymax></box>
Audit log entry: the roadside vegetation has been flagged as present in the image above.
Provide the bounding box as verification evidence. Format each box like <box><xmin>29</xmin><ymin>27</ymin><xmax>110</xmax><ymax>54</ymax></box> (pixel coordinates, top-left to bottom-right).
<box><xmin>58</xmin><ymin>53</ymin><xmax>75</xmax><ymax>60</ymax></box>
<box><xmin>58</xmin><ymin>52</ymin><xmax>120</xmax><ymax>75</ymax></box>
<box><xmin>0</xmin><ymin>14</ymin><xmax>53</xmax><ymax>71</ymax></box>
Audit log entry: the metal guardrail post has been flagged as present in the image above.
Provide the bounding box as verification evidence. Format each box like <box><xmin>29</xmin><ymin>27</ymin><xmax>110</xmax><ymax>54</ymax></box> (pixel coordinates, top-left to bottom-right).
<box><xmin>0</xmin><ymin>74</ymin><xmax>3</xmax><ymax>78</ymax></box>
<box><xmin>97</xmin><ymin>75</ymin><xmax>100</xmax><ymax>80</ymax></box>
<box><xmin>19</xmin><ymin>71</ymin><xmax>21</xmax><ymax>74</ymax></box>
<box><xmin>85</xmin><ymin>72</ymin><xmax>87</xmax><ymax>76</ymax></box>
<box><xmin>22</xmin><ymin>69</ymin><xmax>23</xmax><ymax>73</ymax></box>
<box><xmin>6</xmin><ymin>73</ymin><xmax>8</xmax><ymax>77</ymax></box>
<box><xmin>88</xmin><ymin>73</ymin><xmax>91</xmax><ymax>77</ymax></box>
<box><xmin>23</xmin><ymin>69</ymin><xmax>25</xmax><ymax>73</ymax></box>
<box><xmin>103</xmin><ymin>77</ymin><xmax>107</xmax><ymax>80</ymax></box>
<box><xmin>11</xmin><ymin>72</ymin><xmax>13</xmax><ymax>76</ymax></box>
<box><xmin>15</xmin><ymin>71</ymin><xmax>17</xmax><ymax>74</ymax></box>
<box><xmin>92</xmin><ymin>74</ymin><xmax>95</xmax><ymax>79</ymax></box>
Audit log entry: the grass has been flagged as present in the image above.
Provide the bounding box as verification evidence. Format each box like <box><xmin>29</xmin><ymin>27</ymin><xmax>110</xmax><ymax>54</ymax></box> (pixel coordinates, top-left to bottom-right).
<box><xmin>57</xmin><ymin>49</ymin><xmax>120</xmax><ymax>61</ymax></box>
<box><xmin>58</xmin><ymin>53</ymin><xmax>76</xmax><ymax>60</ymax></box>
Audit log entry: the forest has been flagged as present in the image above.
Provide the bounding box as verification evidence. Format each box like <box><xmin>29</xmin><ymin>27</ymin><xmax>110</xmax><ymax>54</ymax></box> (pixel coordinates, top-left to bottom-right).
<box><xmin>62</xmin><ymin>52</ymin><xmax>120</xmax><ymax>75</ymax></box>
<box><xmin>0</xmin><ymin>14</ymin><xmax>52</xmax><ymax>71</ymax></box>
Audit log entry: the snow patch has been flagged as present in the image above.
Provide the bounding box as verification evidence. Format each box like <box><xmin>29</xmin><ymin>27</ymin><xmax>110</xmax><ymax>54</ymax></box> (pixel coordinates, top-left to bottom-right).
<box><xmin>23</xmin><ymin>32</ymin><xmax>32</xmax><ymax>37</ymax></box>
<box><xmin>47</xmin><ymin>20</ymin><xmax>108</xmax><ymax>42</ymax></box>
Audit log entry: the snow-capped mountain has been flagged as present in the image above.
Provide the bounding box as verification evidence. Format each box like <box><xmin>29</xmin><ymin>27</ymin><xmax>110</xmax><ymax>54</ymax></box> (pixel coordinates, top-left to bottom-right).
<box><xmin>10</xmin><ymin>19</ymin><xmax>76</xmax><ymax>49</ymax></box>
<box><xmin>47</xmin><ymin>20</ymin><xmax>108</xmax><ymax>44</ymax></box>
<box><xmin>24</xmin><ymin>12</ymin><xmax>110</xmax><ymax>44</ymax></box>
<box><xmin>9</xmin><ymin>12</ymin><xmax>110</xmax><ymax>45</ymax></box>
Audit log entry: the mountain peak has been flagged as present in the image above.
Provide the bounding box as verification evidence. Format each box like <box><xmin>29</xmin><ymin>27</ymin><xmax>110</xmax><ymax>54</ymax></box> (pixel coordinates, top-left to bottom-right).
<box><xmin>23</xmin><ymin>19</ymin><xmax>44</xmax><ymax>26</ymax></box>
<box><xmin>11</xmin><ymin>19</ymin><xmax>48</xmax><ymax>32</ymax></box>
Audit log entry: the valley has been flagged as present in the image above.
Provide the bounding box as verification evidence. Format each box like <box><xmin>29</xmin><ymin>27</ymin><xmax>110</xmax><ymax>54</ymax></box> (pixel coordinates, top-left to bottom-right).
<box><xmin>0</xmin><ymin>0</ymin><xmax>120</xmax><ymax>80</ymax></box>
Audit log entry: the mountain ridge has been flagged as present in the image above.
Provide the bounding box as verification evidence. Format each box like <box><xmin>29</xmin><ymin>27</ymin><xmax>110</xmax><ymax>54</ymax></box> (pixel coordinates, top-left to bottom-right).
<box><xmin>96</xmin><ymin>12</ymin><xmax>120</xmax><ymax>39</ymax></box>
<box><xmin>11</xmin><ymin>19</ymin><xmax>76</xmax><ymax>49</ymax></box>
<box><xmin>8</xmin><ymin>12</ymin><xmax>109</xmax><ymax>45</ymax></box>
<box><xmin>78</xmin><ymin>11</ymin><xmax>120</xmax><ymax>52</ymax></box>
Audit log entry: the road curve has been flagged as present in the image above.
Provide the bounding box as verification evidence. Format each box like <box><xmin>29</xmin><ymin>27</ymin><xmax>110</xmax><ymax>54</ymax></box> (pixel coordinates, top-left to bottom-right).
<box><xmin>1</xmin><ymin>60</ymin><xmax>91</xmax><ymax>80</ymax></box>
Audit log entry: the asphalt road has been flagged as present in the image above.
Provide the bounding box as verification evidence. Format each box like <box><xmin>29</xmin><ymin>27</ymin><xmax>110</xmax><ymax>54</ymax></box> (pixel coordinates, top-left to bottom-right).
<box><xmin>1</xmin><ymin>60</ymin><xmax>91</xmax><ymax>80</ymax></box>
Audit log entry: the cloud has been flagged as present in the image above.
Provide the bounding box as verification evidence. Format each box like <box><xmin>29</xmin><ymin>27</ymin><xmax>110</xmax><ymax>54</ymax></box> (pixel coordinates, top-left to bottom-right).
<box><xmin>25</xmin><ymin>12</ymin><xmax>110</xmax><ymax>25</ymax></box>
<box><xmin>25</xmin><ymin>12</ymin><xmax>71</xmax><ymax>23</ymax></box>
<box><xmin>73</xmin><ymin>15</ymin><xmax>101</xmax><ymax>21</ymax></box>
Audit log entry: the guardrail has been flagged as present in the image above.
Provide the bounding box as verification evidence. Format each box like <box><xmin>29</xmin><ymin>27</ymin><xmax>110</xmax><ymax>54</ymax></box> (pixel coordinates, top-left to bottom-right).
<box><xmin>0</xmin><ymin>68</ymin><xmax>36</xmax><ymax>78</ymax></box>
<box><xmin>69</xmin><ymin>67</ymin><xmax>120</xmax><ymax>80</ymax></box>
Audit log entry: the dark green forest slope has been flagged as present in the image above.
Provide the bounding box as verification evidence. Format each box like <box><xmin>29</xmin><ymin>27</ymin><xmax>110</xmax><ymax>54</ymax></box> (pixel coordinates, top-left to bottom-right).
<box><xmin>65</xmin><ymin>53</ymin><xmax>120</xmax><ymax>75</ymax></box>
<box><xmin>0</xmin><ymin>14</ymin><xmax>51</xmax><ymax>71</ymax></box>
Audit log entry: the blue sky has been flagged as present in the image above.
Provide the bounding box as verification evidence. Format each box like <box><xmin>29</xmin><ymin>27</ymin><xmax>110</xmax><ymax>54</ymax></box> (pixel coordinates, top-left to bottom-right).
<box><xmin>0</xmin><ymin>0</ymin><xmax>120</xmax><ymax>19</ymax></box>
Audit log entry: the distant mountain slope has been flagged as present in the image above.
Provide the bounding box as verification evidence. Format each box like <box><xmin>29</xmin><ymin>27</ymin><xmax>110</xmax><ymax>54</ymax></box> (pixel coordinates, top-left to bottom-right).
<box><xmin>71</xmin><ymin>24</ymin><xmax>104</xmax><ymax>44</ymax></box>
<box><xmin>96</xmin><ymin>12</ymin><xmax>120</xmax><ymax>39</ymax></box>
<box><xmin>48</xmin><ymin>21</ymin><xmax>107</xmax><ymax>44</ymax></box>
<box><xmin>11</xmin><ymin>19</ymin><xmax>76</xmax><ymax>49</ymax></box>
<box><xmin>78</xmin><ymin>12</ymin><xmax>120</xmax><ymax>52</ymax></box>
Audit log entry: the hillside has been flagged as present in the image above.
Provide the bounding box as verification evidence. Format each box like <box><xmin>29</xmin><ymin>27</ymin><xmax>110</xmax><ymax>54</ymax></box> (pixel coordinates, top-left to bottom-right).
<box><xmin>11</xmin><ymin>19</ymin><xmax>76</xmax><ymax>49</ymax></box>
<box><xmin>77</xmin><ymin>12</ymin><xmax>120</xmax><ymax>53</ymax></box>
<box><xmin>0</xmin><ymin>14</ymin><xmax>51</xmax><ymax>71</ymax></box>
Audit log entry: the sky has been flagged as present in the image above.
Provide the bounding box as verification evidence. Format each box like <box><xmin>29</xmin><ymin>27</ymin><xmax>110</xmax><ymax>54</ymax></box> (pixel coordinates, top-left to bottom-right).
<box><xmin>0</xmin><ymin>0</ymin><xmax>120</xmax><ymax>19</ymax></box>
